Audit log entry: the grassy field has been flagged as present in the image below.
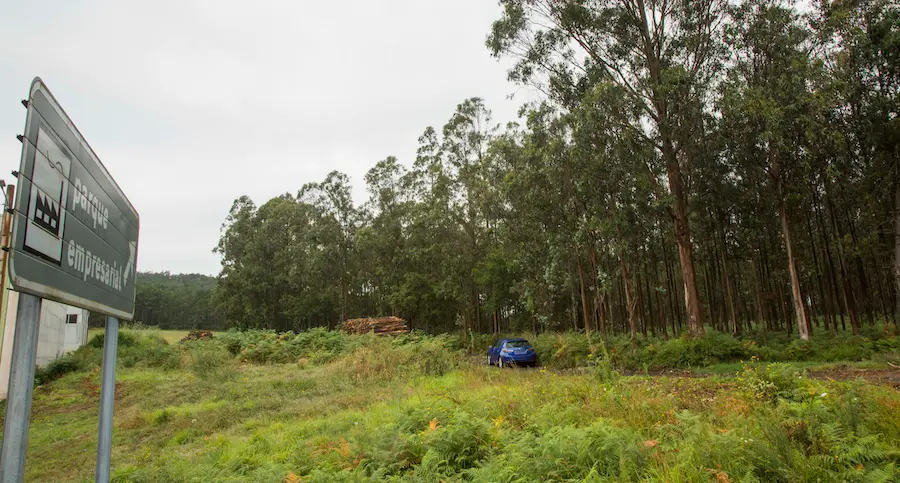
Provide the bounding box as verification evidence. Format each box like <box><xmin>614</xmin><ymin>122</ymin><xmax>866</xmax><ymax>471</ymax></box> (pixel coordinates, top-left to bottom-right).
<box><xmin>4</xmin><ymin>329</ymin><xmax>900</xmax><ymax>482</ymax></box>
<box><xmin>87</xmin><ymin>328</ymin><xmax>195</xmax><ymax>345</ymax></box>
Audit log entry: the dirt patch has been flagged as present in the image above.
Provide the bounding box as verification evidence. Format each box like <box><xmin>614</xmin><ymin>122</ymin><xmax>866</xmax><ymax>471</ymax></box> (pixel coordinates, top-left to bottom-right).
<box><xmin>621</xmin><ymin>368</ymin><xmax>708</xmax><ymax>378</ymax></box>
<box><xmin>808</xmin><ymin>367</ymin><xmax>900</xmax><ymax>389</ymax></box>
<box><xmin>542</xmin><ymin>364</ymin><xmax>900</xmax><ymax>389</ymax></box>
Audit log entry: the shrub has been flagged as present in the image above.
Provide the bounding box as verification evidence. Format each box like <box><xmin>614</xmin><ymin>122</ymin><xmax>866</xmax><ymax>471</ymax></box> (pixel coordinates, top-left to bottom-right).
<box><xmin>417</xmin><ymin>410</ymin><xmax>492</xmax><ymax>471</ymax></box>
<box><xmin>529</xmin><ymin>332</ymin><xmax>596</xmax><ymax>369</ymax></box>
<box><xmin>187</xmin><ymin>341</ymin><xmax>235</xmax><ymax>381</ymax></box>
<box><xmin>738</xmin><ymin>360</ymin><xmax>805</xmax><ymax>402</ymax></box>
<box><xmin>466</xmin><ymin>420</ymin><xmax>648</xmax><ymax>482</ymax></box>
<box><xmin>218</xmin><ymin>329</ymin><xmax>251</xmax><ymax>356</ymax></box>
<box><xmin>88</xmin><ymin>330</ymin><xmax>139</xmax><ymax>349</ymax></box>
<box><xmin>35</xmin><ymin>330</ymin><xmax>168</xmax><ymax>385</ymax></box>
<box><xmin>458</xmin><ymin>332</ymin><xmax>495</xmax><ymax>355</ymax></box>
<box><xmin>643</xmin><ymin>332</ymin><xmax>752</xmax><ymax>369</ymax></box>
<box><xmin>217</xmin><ymin>328</ymin><xmax>353</xmax><ymax>364</ymax></box>
<box><xmin>786</xmin><ymin>339</ymin><xmax>816</xmax><ymax>361</ymax></box>
<box><xmin>873</xmin><ymin>336</ymin><xmax>900</xmax><ymax>352</ymax></box>
<box><xmin>588</xmin><ymin>348</ymin><xmax>620</xmax><ymax>384</ymax></box>
<box><xmin>34</xmin><ymin>354</ymin><xmax>84</xmax><ymax>385</ymax></box>
<box><xmin>116</xmin><ymin>331</ymin><xmax>181</xmax><ymax>370</ymax></box>
<box><xmin>334</xmin><ymin>335</ymin><xmax>460</xmax><ymax>382</ymax></box>
<box><xmin>819</xmin><ymin>336</ymin><xmax>874</xmax><ymax>361</ymax></box>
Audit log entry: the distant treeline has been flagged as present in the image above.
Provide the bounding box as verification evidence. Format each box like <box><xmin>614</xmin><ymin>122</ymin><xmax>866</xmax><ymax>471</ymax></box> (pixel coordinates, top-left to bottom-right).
<box><xmin>131</xmin><ymin>271</ymin><xmax>223</xmax><ymax>330</ymax></box>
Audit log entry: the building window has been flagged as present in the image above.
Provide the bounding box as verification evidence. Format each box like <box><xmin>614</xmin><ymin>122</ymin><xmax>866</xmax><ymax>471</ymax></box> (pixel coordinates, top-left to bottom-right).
<box><xmin>66</xmin><ymin>314</ymin><xmax>78</xmax><ymax>324</ymax></box>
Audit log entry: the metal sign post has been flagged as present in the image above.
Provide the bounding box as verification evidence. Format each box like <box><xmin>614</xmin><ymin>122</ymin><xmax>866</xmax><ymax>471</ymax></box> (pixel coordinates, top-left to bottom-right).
<box><xmin>95</xmin><ymin>316</ymin><xmax>118</xmax><ymax>483</ymax></box>
<box><xmin>0</xmin><ymin>78</ymin><xmax>139</xmax><ymax>482</ymax></box>
<box><xmin>0</xmin><ymin>293</ymin><xmax>42</xmax><ymax>483</ymax></box>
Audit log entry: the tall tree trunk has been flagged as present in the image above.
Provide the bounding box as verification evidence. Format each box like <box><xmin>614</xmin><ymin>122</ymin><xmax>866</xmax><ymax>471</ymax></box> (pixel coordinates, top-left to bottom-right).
<box><xmin>805</xmin><ymin>274</ymin><xmax>816</xmax><ymax>336</ymax></box>
<box><xmin>462</xmin><ymin>308</ymin><xmax>470</xmax><ymax>341</ymax></box>
<box><xmin>640</xmin><ymin>268</ymin><xmax>652</xmax><ymax>337</ymax></box>
<box><xmin>751</xmin><ymin>256</ymin><xmax>766</xmax><ymax>330</ymax></box>
<box><xmin>656</xmin><ymin>289</ymin><xmax>668</xmax><ymax>339</ymax></box>
<box><xmin>774</xmin><ymin>171</ymin><xmax>809</xmax><ymax>340</ymax></box>
<box><xmin>632</xmin><ymin>0</ymin><xmax>702</xmax><ymax>337</ymax></box>
<box><xmin>895</xmin><ymin>181</ymin><xmax>900</xmax><ymax>323</ymax></box>
<box><xmin>571</xmin><ymin>287</ymin><xmax>579</xmax><ymax>332</ymax></box>
<box><xmin>598</xmin><ymin>294</ymin><xmax>608</xmax><ymax>336</ymax></box>
<box><xmin>845</xmin><ymin>205</ymin><xmax>875</xmax><ymax>326</ymax></box>
<box><xmin>645</xmin><ymin>266</ymin><xmax>657</xmax><ymax>338</ymax></box>
<box><xmin>736</xmin><ymin>272</ymin><xmax>752</xmax><ymax>331</ymax></box>
<box><xmin>778</xmin><ymin>278</ymin><xmax>790</xmax><ymax>336</ymax></box>
<box><xmin>636</xmin><ymin>269</ymin><xmax>647</xmax><ymax>337</ymax></box>
<box><xmin>816</xmin><ymin>198</ymin><xmax>844</xmax><ymax>332</ymax></box>
<box><xmin>474</xmin><ymin>287</ymin><xmax>482</xmax><ymax>334</ymax></box>
<box><xmin>716</xmin><ymin>217</ymin><xmax>739</xmax><ymax>335</ymax></box>
<box><xmin>577</xmin><ymin>257</ymin><xmax>592</xmax><ymax>336</ymax></box>
<box><xmin>871</xmin><ymin>247</ymin><xmax>894</xmax><ymax>324</ymax></box>
<box><xmin>670</xmin><ymin>166</ymin><xmax>705</xmax><ymax>337</ymax></box>
<box><xmin>712</xmin><ymin>239</ymin><xmax>725</xmax><ymax>331</ymax></box>
<box><xmin>620</xmin><ymin>257</ymin><xmax>638</xmax><ymax>341</ymax></box>
<box><xmin>650</xmin><ymin>247</ymin><xmax>667</xmax><ymax>339</ymax></box>
<box><xmin>827</xmin><ymin>189</ymin><xmax>860</xmax><ymax>334</ymax></box>
<box><xmin>662</xmin><ymin>245</ymin><xmax>681</xmax><ymax>335</ymax></box>
<box><xmin>588</xmin><ymin>242</ymin><xmax>602</xmax><ymax>333</ymax></box>
<box><xmin>702</xmin><ymin>255</ymin><xmax>716</xmax><ymax>330</ymax></box>
<box><xmin>761</xmin><ymin>244</ymin><xmax>777</xmax><ymax>330</ymax></box>
<box><xmin>616</xmin><ymin>273</ymin><xmax>625</xmax><ymax>331</ymax></box>
<box><xmin>807</xmin><ymin>216</ymin><xmax>830</xmax><ymax>331</ymax></box>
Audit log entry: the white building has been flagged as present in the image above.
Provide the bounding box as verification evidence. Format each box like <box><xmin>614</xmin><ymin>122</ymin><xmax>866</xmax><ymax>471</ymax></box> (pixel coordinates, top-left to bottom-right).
<box><xmin>0</xmin><ymin>291</ymin><xmax>90</xmax><ymax>399</ymax></box>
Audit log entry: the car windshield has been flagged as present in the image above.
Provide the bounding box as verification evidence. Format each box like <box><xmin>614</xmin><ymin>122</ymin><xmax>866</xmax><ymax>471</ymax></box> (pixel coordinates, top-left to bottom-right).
<box><xmin>505</xmin><ymin>340</ymin><xmax>530</xmax><ymax>349</ymax></box>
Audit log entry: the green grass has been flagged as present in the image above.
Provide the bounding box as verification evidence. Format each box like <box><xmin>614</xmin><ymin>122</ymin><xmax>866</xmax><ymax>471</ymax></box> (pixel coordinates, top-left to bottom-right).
<box><xmin>4</xmin><ymin>329</ymin><xmax>900</xmax><ymax>482</ymax></box>
<box><xmin>87</xmin><ymin>329</ymin><xmax>204</xmax><ymax>345</ymax></box>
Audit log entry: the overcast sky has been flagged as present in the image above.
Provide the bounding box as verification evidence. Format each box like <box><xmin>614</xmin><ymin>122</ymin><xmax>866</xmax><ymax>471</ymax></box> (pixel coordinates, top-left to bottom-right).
<box><xmin>0</xmin><ymin>0</ymin><xmax>531</xmax><ymax>276</ymax></box>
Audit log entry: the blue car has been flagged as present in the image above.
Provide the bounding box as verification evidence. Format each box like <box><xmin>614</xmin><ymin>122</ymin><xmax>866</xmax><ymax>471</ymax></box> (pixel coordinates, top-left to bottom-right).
<box><xmin>488</xmin><ymin>338</ymin><xmax>538</xmax><ymax>367</ymax></box>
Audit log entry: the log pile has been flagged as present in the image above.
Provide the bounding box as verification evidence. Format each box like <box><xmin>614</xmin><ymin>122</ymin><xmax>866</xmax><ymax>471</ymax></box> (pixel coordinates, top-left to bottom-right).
<box><xmin>180</xmin><ymin>330</ymin><xmax>215</xmax><ymax>342</ymax></box>
<box><xmin>342</xmin><ymin>317</ymin><xmax>409</xmax><ymax>336</ymax></box>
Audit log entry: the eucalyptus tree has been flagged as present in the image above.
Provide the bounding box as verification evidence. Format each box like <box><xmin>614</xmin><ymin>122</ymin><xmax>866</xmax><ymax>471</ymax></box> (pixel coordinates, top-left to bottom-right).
<box><xmin>488</xmin><ymin>0</ymin><xmax>730</xmax><ymax>336</ymax></box>
<box><xmin>298</xmin><ymin>172</ymin><xmax>360</xmax><ymax>325</ymax></box>
<box><xmin>816</xmin><ymin>0</ymin><xmax>899</xmax><ymax>322</ymax></box>
<box><xmin>719</xmin><ymin>0</ymin><xmax>819</xmax><ymax>339</ymax></box>
<box><xmin>358</xmin><ymin>156</ymin><xmax>410</xmax><ymax>316</ymax></box>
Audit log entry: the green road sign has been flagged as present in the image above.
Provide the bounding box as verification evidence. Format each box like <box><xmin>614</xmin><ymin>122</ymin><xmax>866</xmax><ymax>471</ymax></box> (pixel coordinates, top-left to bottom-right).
<box><xmin>9</xmin><ymin>78</ymin><xmax>139</xmax><ymax>319</ymax></box>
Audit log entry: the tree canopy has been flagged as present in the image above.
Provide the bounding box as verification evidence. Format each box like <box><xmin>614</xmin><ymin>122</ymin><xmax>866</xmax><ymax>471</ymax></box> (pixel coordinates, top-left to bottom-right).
<box><xmin>212</xmin><ymin>0</ymin><xmax>899</xmax><ymax>338</ymax></box>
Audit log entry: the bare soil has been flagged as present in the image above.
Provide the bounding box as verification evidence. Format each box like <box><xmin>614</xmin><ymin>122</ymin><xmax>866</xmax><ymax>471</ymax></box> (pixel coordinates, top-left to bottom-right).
<box><xmin>808</xmin><ymin>367</ymin><xmax>900</xmax><ymax>389</ymax></box>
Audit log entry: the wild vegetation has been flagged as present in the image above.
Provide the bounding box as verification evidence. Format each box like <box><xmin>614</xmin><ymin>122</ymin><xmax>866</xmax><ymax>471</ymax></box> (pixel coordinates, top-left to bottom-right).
<box><xmin>5</xmin><ymin>327</ymin><xmax>899</xmax><ymax>482</ymax></box>
<box><xmin>210</xmin><ymin>0</ymin><xmax>899</xmax><ymax>342</ymax></box>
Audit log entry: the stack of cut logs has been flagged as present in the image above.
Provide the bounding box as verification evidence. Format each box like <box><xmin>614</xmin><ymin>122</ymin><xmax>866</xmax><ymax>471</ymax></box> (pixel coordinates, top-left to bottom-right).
<box><xmin>342</xmin><ymin>316</ymin><xmax>409</xmax><ymax>336</ymax></box>
<box><xmin>180</xmin><ymin>330</ymin><xmax>215</xmax><ymax>342</ymax></box>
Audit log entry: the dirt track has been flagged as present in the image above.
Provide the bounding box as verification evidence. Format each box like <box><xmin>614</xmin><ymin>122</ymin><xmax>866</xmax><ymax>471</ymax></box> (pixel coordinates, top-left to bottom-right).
<box><xmin>807</xmin><ymin>367</ymin><xmax>900</xmax><ymax>389</ymax></box>
<box><xmin>512</xmin><ymin>362</ymin><xmax>900</xmax><ymax>389</ymax></box>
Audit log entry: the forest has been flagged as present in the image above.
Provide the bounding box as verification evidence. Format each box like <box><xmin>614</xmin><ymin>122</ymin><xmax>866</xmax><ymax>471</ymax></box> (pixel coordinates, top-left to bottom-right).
<box><xmin>129</xmin><ymin>272</ymin><xmax>223</xmax><ymax>330</ymax></box>
<box><xmin>211</xmin><ymin>0</ymin><xmax>898</xmax><ymax>340</ymax></box>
